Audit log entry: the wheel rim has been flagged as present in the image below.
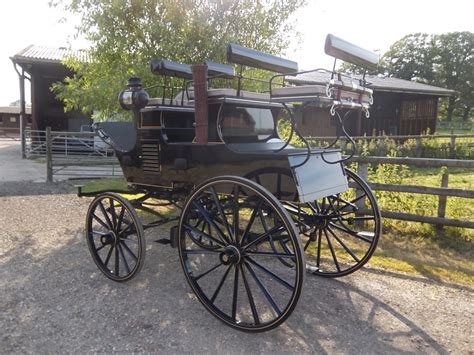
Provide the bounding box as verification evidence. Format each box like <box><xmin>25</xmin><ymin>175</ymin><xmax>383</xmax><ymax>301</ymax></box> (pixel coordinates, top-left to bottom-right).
<box><xmin>298</xmin><ymin>169</ymin><xmax>381</xmax><ymax>277</ymax></box>
<box><xmin>86</xmin><ymin>193</ymin><xmax>145</xmax><ymax>282</ymax></box>
<box><xmin>178</xmin><ymin>176</ymin><xmax>304</xmax><ymax>332</ymax></box>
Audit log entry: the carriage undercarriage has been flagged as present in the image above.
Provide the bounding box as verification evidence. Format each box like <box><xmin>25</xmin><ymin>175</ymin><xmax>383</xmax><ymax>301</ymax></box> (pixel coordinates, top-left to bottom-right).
<box><xmin>79</xmin><ymin>34</ymin><xmax>382</xmax><ymax>332</ymax></box>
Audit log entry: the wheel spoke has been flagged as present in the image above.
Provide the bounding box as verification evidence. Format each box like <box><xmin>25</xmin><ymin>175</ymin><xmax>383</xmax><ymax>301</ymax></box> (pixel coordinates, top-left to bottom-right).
<box><xmin>114</xmin><ymin>244</ymin><xmax>120</xmax><ymax>275</ymax></box>
<box><xmin>95</xmin><ymin>244</ymin><xmax>107</xmax><ymax>252</ymax></box>
<box><xmin>231</xmin><ymin>266</ymin><xmax>239</xmax><ymax>321</ymax></box>
<box><xmin>183</xmin><ymin>223</ymin><xmax>225</xmax><ymax>247</ymax></box>
<box><xmin>326</xmin><ymin>226</ymin><xmax>360</xmax><ymax>262</ymax></box>
<box><xmin>109</xmin><ymin>198</ymin><xmax>118</xmax><ymax>228</ymax></box>
<box><xmin>184</xmin><ymin>249</ymin><xmax>222</xmax><ymax>255</ymax></box>
<box><xmin>210</xmin><ymin>265</ymin><xmax>232</xmax><ymax>303</ymax></box>
<box><xmin>119</xmin><ymin>221</ymin><xmax>136</xmax><ymax>237</ymax></box>
<box><xmin>92</xmin><ymin>230</ymin><xmax>108</xmax><ymax>237</ymax></box>
<box><xmin>329</xmin><ymin>222</ymin><xmax>373</xmax><ymax>243</ymax></box>
<box><xmin>209</xmin><ymin>186</ymin><xmax>233</xmax><ymax>242</ymax></box>
<box><xmin>316</xmin><ymin>229</ymin><xmax>322</xmax><ymax>268</ymax></box>
<box><xmin>303</xmin><ymin>237</ymin><xmax>312</xmax><ymax>251</ymax></box>
<box><xmin>244</xmin><ymin>250</ymin><xmax>295</xmax><ymax>258</ymax></box>
<box><xmin>240</xmin><ymin>199</ymin><xmax>263</xmax><ymax>246</ymax></box>
<box><xmin>246</xmin><ymin>257</ymin><xmax>294</xmax><ymax>291</ymax></box>
<box><xmin>104</xmin><ymin>245</ymin><xmax>114</xmax><ymax>267</ymax></box>
<box><xmin>193</xmin><ymin>262</ymin><xmax>223</xmax><ymax>281</ymax></box>
<box><xmin>116</xmin><ymin>205</ymin><xmax>125</xmax><ymax>231</ymax></box>
<box><xmin>98</xmin><ymin>201</ymin><xmax>114</xmax><ymax>229</ymax></box>
<box><xmin>245</xmin><ymin>262</ymin><xmax>282</xmax><ymax>316</ymax></box>
<box><xmin>93</xmin><ymin>213</ymin><xmax>109</xmax><ymax>230</ymax></box>
<box><xmin>242</xmin><ymin>224</ymin><xmax>285</xmax><ymax>251</ymax></box>
<box><xmin>232</xmin><ymin>185</ymin><xmax>240</xmax><ymax>244</ymax></box>
<box><xmin>118</xmin><ymin>243</ymin><xmax>131</xmax><ymax>274</ymax></box>
<box><xmin>191</xmin><ymin>201</ymin><xmax>229</xmax><ymax>245</ymax></box>
<box><xmin>120</xmin><ymin>240</ymin><xmax>138</xmax><ymax>261</ymax></box>
<box><xmin>324</xmin><ymin>229</ymin><xmax>341</xmax><ymax>272</ymax></box>
<box><xmin>240</xmin><ymin>264</ymin><xmax>260</xmax><ymax>325</ymax></box>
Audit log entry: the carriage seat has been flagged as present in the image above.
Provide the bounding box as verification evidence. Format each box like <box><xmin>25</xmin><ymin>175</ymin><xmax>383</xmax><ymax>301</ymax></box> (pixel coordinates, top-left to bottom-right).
<box><xmin>187</xmin><ymin>87</ymin><xmax>270</xmax><ymax>101</ymax></box>
<box><xmin>94</xmin><ymin>122</ymin><xmax>137</xmax><ymax>153</ymax></box>
<box><xmin>270</xmin><ymin>82</ymin><xmax>372</xmax><ymax>107</ymax></box>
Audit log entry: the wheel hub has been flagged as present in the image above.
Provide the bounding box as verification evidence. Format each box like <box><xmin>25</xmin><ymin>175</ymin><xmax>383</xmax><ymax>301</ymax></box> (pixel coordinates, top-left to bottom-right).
<box><xmin>220</xmin><ymin>245</ymin><xmax>241</xmax><ymax>265</ymax></box>
<box><xmin>100</xmin><ymin>231</ymin><xmax>118</xmax><ymax>246</ymax></box>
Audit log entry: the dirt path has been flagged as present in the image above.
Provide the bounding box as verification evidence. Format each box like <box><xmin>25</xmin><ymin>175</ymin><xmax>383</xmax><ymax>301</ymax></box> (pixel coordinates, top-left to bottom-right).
<box><xmin>0</xmin><ymin>182</ymin><xmax>472</xmax><ymax>353</ymax></box>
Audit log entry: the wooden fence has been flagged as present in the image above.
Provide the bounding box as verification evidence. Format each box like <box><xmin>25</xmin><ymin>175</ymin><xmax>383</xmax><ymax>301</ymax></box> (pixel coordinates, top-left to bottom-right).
<box><xmin>350</xmin><ymin>155</ymin><xmax>474</xmax><ymax>229</ymax></box>
<box><xmin>305</xmin><ymin>134</ymin><xmax>474</xmax><ymax>159</ymax></box>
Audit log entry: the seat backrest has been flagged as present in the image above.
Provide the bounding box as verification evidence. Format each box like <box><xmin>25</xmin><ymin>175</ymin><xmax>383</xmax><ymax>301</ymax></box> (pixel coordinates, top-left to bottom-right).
<box><xmin>324</xmin><ymin>34</ymin><xmax>378</xmax><ymax>71</ymax></box>
<box><xmin>227</xmin><ymin>43</ymin><xmax>298</xmax><ymax>74</ymax></box>
<box><xmin>205</xmin><ymin>60</ymin><xmax>235</xmax><ymax>79</ymax></box>
<box><xmin>150</xmin><ymin>59</ymin><xmax>193</xmax><ymax>79</ymax></box>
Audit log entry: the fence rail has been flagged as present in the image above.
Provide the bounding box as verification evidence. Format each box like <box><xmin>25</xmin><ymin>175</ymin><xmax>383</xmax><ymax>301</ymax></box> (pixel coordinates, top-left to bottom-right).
<box><xmin>351</xmin><ymin>156</ymin><xmax>474</xmax><ymax>229</ymax></box>
<box><xmin>305</xmin><ymin>134</ymin><xmax>474</xmax><ymax>159</ymax></box>
<box><xmin>30</xmin><ymin>127</ymin><xmax>123</xmax><ymax>181</ymax></box>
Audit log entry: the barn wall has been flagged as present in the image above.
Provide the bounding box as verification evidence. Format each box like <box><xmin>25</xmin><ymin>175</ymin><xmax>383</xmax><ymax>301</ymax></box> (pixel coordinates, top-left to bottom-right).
<box><xmin>29</xmin><ymin>64</ymin><xmax>91</xmax><ymax>132</ymax></box>
<box><xmin>295</xmin><ymin>106</ymin><xmax>337</xmax><ymax>137</ymax></box>
<box><xmin>399</xmin><ymin>96</ymin><xmax>438</xmax><ymax>135</ymax></box>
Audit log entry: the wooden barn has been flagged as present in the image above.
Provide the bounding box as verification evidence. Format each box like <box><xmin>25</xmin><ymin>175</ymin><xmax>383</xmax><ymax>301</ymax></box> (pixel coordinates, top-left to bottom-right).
<box><xmin>289</xmin><ymin>72</ymin><xmax>455</xmax><ymax>136</ymax></box>
<box><xmin>10</xmin><ymin>45</ymin><xmax>91</xmax><ymax>133</ymax></box>
<box><xmin>0</xmin><ymin>106</ymin><xmax>31</xmax><ymax>133</ymax></box>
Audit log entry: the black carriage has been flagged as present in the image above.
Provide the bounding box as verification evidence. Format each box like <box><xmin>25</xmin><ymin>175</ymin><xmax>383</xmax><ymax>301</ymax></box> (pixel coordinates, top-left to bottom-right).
<box><xmin>79</xmin><ymin>34</ymin><xmax>382</xmax><ymax>332</ymax></box>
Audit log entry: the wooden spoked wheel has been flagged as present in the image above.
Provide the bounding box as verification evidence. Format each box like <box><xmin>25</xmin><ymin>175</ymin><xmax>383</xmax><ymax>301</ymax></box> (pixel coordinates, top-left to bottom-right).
<box><xmin>296</xmin><ymin>169</ymin><xmax>381</xmax><ymax>277</ymax></box>
<box><xmin>247</xmin><ymin>168</ymin><xmax>381</xmax><ymax>277</ymax></box>
<box><xmin>178</xmin><ymin>176</ymin><xmax>304</xmax><ymax>332</ymax></box>
<box><xmin>86</xmin><ymin>193</ymin><xmax>145</xmax><ymax>282</ymax></box>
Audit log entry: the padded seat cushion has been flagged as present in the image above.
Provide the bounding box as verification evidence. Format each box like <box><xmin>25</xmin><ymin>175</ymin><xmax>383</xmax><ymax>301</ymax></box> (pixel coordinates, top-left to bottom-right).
<box><xmin>187</xmin><ymin>88</ymin><xmax>270</xmax><ymax>101</ymax></box>
<box><xmin>271</xmin><ymin>85</ymin><xmax>327</xmax><ymax>98</ymax></box>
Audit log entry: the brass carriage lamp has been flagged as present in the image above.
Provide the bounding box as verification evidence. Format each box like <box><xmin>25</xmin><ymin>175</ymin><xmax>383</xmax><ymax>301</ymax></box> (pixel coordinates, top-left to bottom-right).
<box><xmin>118</xmin><ymin>76</ymin><xmax>149</xmax><ymax>110</ymax></box>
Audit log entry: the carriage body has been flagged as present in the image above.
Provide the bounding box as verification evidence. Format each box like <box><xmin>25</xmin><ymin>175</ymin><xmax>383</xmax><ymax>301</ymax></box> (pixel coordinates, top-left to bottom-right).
<box><xmin>81</xmin><ymin>34</ymin><xmax>382</xmax><ymax>333</ymax></box>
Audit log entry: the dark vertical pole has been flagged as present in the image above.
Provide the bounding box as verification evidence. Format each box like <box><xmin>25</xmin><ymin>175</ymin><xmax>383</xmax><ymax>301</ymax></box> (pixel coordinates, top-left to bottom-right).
<box><xmin>19</xmin><ymin>68</ymin><xmax>26</xmax><ymax>158</ymax></box>
<box><xmin>437</xmin><ymin>170</ymin><xmax>449</xmax><ymax>231</ymax></box>
<box><xmin>355</xmin><ymin>110</ymin><xmax>362</xmax><ymax>136</ymax></box>
<box><xmin>191</xmin><ymin>64</ymin><xmax>208</xmax><ymax>144</ymax></box>
<box><xmin>46</xmin><ymin>126</ymin><xmax>53</xmax><ymax>183</ymax></box>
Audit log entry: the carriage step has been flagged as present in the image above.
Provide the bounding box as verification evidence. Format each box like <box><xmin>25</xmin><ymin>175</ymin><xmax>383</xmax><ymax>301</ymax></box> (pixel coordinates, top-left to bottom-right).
<box><xmin>154</xmin><ymin>226</ymin><xmax>179</xmax><ymax>248</ymax></box>
<box><xmin>155</xmin><ymin>238</ymin><xmax>171</xmax><ymax>245</ymax></box>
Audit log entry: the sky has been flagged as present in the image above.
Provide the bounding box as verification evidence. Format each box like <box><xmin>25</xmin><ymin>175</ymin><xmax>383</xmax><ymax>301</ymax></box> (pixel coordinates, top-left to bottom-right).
<box><xmin>0</xmin><ymin>0</ymin><xmax>473</xmax><ymax>107</ymax></box>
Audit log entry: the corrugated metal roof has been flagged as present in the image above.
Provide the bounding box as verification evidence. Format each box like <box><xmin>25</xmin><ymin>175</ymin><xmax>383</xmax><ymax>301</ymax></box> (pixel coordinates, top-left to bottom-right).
<box><xmin>0</xmin><ymin>106</ymin><xmax>32</xmax><ymax>115</ymax></box>
<box><xmin>11</xmin><ymin>45</ymin><xmax>88</xmax><ymax>64</ymax></box>
<box><xmin>289</xmin><ymin>71</ymin><xmax>456</xmax><ymax>97</ymax></box>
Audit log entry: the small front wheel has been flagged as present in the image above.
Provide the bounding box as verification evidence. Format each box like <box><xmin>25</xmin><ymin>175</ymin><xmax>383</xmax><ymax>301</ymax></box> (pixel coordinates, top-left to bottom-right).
<box><xmin>178</xmin><ymin>176</ymin><xmax>305</xmax><ymax>332</ymax></box>
<box><xmin>85</xmin><ymin>192</ymin><xmax>145</xmax><ymax>282</ymax></box>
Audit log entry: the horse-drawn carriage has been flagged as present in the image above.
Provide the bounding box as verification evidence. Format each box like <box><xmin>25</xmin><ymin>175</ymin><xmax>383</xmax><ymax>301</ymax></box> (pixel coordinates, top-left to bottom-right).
<box><xmin>79</xmin><ymin>34</ymin><xmax>381</xmax><ymax>332</ymax></box>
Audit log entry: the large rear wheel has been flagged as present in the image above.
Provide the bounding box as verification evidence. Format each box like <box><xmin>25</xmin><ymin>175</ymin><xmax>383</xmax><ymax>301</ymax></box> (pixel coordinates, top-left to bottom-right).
<box><xmin>178</xmin><ymin>176</ymin><xmax>304</xmax><ymax>332</ymax></box>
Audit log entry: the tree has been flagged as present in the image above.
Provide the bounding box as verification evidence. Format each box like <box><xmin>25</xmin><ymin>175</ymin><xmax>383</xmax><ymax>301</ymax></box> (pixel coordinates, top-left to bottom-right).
<box><xmin>51</xmin><ymin>0</ymin><xmax>305</xmax><ymax>119</ymax></box>
<box><xmin>432</xmin><ymin>32</ymin><xmax>473</xmax><ymax>122</ymax></box>
<box><xmin>382</xmin><ymin>32</ymin><xmax>473</xmax><ymax>121</ymax></box>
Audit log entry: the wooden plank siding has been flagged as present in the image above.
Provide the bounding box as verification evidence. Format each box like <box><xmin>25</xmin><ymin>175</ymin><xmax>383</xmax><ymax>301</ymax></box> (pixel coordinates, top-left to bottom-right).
<box><xmin>295</xmin><ymin>92</ymin><xmax>439</xmax><ymax>137</ymax></box>
<box><xmin>399</xmin><ymin>97</ymin><xmax>437</xmax><ymax>135</ymax></box>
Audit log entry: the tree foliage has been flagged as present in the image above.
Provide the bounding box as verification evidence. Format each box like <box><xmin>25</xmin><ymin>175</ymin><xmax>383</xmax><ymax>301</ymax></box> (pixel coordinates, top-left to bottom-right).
<box><xmin>384</xmin><ymin>32</ymin><xmax>473</xmax><ymax>121</ymax></box>
<box><xmin>338</xmin><ymin>32</ymin><xmax>473</xmax><ymax>121</ymax></box>
<box><xmin>52</xmin><ymin>0</ymin><xmax>305</xmax><ymax>119</ymax></box>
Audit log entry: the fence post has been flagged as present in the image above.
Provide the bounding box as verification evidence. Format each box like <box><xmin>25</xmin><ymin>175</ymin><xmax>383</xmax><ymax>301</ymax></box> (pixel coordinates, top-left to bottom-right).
<box><xmin>340</xmin><ymin>138</ymin><xmax>347</xmax><ymax>154</ymax></box>
<box><xmin>356</xmin><ymin>162</ymin><xmax>369</xmax><ymax>210</ymax></box>
<box><xmin>450</xmin><ymin>135</ymin><xmax>456</xmax><ymax>159</ymax></box>
<box><xmin>416</xmin><ymin>136</ymin><xmax>422</xmax><ymax>158</ymax></box>
<box><xmin>436</xmin><ymin>169</ymin><xmax>449</xmax><ymax>231</ymax></box>
<box><xmin>46</xmin><ymin>127</ymin><xmax>53</xmax><ymax>183</ymax></box>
